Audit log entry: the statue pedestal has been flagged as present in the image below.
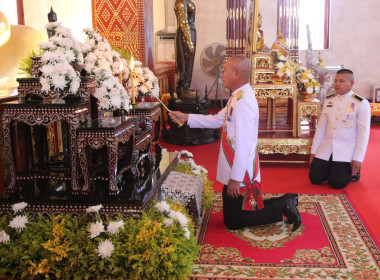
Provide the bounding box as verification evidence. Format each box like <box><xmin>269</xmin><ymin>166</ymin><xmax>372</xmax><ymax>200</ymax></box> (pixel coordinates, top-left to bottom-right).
<box><xmin>162</xmin><ymin>98</ymin><xmax>221</xmax><ymax>146</ymax></box>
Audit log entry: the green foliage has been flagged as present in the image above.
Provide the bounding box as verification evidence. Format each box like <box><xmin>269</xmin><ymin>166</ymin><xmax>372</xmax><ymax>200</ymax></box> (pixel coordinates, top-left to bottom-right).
<box><xmin>0</xmin><ymin>201</ymin><xmax>199</xmax><ymax>280</ymax></box>
<box><xmin>17</xmin><ymin>49</ymin><xmax>43</xmax><ymax>77</ymax></box>
<box><xmin>174</xmin><ymin>161</ymin><xmax>215</xmax><ymax>211</ymax></box>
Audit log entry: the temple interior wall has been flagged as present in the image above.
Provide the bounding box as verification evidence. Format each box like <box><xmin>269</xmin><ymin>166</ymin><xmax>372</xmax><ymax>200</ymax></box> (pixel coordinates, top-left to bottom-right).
<box><xmin>15</xmin><ymin>0</ymin><xmax>380</xmax><ymax>99</ymax></box>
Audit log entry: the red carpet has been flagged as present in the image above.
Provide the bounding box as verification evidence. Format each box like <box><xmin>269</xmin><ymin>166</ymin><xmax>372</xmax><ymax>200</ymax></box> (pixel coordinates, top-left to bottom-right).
<box><xmin>189</xmin><ymin>193</ymin><xmax>380</xmax><ymax>279</ymax></box>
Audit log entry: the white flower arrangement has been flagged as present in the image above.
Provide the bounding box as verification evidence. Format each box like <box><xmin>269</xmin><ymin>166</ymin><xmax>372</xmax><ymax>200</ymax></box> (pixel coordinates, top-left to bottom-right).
<box><xmin>39</xmin><ymin>22</ymin><xmax>83</xmax><ymax>95</ymax></box>
<box><xmin>93</xmin><ymin>67</ymin><xmax>129</xmax><ymax>110</ymax></box>
<box><xmin>295</xmin><ymin>66</ymin><xmax>321</xmax><ymax>95</ymax></box>
<box><xmin>127</xmin><ymin>61</ymin><xmax>159</xmax><ymax>99</ymax></box>
<box><xmin>82</xmin><ymin>28</ymin><xmax>130</xmax><ymax>110</ymax></box>
<box><xmin>273</xmin><ymin>50</ymin><xmax>294</xmax><ymax>80</ymax></box>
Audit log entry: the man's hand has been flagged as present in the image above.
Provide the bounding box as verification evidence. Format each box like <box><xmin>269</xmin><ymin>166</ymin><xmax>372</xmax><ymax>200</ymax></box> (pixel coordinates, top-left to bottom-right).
<box><xmin>169</xmin><ymin>111</ymin><xmax>189</xmax><ymax>124</ymax></box>
<box><xmin>351</xmin><ymin>160</ymin><xmax>361</xmax><ymax>176</ymax></box>
<box><xmin>310</xmin><ymin>154</ymin><xmax>315</xmax><ymax>166</ymax></box>
<box><xmin>227</xmin><ymin>179</ymin><xmax>241</xmax><ymax>198</ymax></box>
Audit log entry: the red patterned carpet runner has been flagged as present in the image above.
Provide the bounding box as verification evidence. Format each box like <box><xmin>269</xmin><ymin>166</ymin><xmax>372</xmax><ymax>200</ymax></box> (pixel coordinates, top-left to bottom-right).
<box><xmin>190</xmin><ymin>193</ymin><xmax>380</xmax><ymax>279</ymax></box>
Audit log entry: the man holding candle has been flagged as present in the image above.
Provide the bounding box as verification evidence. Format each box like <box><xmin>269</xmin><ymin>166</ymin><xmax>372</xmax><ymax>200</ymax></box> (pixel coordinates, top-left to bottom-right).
<box><xmin>169</xmin><ymin>56</ymin><xmax>301</xmax><ymax>231</ymax></box>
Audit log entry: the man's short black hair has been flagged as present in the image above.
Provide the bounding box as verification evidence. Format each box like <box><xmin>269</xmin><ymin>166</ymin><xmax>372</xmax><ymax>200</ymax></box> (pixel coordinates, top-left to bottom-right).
<box><xmin>337</xmin><ymin>69</ymin><xmax>354</xmax><ymax>80</ymax></box>
<box><xmin>337</xmin><ymin>69</ymin><xmax>354</xmax><ymax>75</ymax></box>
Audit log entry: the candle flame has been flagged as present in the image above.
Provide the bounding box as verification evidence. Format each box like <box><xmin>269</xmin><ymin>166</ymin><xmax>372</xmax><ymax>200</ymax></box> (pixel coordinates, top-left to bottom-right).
<box><xmin>119</xmin><ymin>62</ymin><xmax>123</xmax><ymax>71</ymax></box>
<box><xmin>130</xmin><ymin>57</ymin><xmax>134</xmax><ymax>70</ymax></box>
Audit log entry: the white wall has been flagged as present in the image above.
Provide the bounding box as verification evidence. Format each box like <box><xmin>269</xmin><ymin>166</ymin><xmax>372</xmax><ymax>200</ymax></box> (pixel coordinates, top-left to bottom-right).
<box><xmin>23</xmin><ymin>0</ymin><xmax>92</xmax><ymax>42</ymax></box>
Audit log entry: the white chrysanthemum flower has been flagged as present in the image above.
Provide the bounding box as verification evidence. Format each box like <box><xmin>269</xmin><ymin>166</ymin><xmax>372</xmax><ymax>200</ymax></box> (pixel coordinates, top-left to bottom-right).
<box><xmin>163</xmin><ymin>218</ymin><xmax>174</xmax><ymax>227</ymax></box>
<box><xmin>275</xmin><ymin>62</ymin><xmax>285</xmax><ymax>69</ymax></box>
<box><xmin>96</xmin><ymin>239</ymin><xmax>115</xmax><ymax>259</ymax></box>
<box><xmin>88</xmin><ymin>221</ymin><xmax>105</xmax><ymax>238</ymax></box>
<box><xmin>0</xmin><ymin>230</ymin><xmax>10</xmax><ymax>243</ymax></box>
<box><xmin>276</xmin><ymin>70</ymin><xmax>284</xmax><ymax>77</ymax></box>
<box><xmin>98</xmin><ymin>98</ymin><xmax>111</xmax><ymax>110</ymax></box>
<box><xmin>314</xmin><ymin>85</ymin><xmax>320</xmax><ymax>93</ymax></box>
<box><xmin>69</xmin><ymin>77</ymin><xmax>80</xmax><ymax>93</ymax></box>
<box><xmin>40</xmin><ymin>77</ymin><xmax>50</xmax><ymax>92</ymax></box>
<box><xmin>285</xmin><ymin>68</ymin><xmax>292</xmax><ymax>78</ymax></box>
<box><xmin>11</xmin><ymin>202</ymin><xmax>28</xmax><ymax>213</ymax></box>
<box><xmin>306</xmin><ymin>87</ymin><xmax>313</xmax><ymax>94</ymax></box>
<box><xmin>181</xmin><ymin>150</ymin><xmax>193</xmax><ymax>158</ymax></box>
<box><xmin>183</xmin><ymin>227</ymin><xmax>191</xmax><ymax>239</ymax></box>
<box><xmin>192</xmin><ymin>166</ymin><xmax>202</xmax><ymax>176</ymax></box>
<box><xmin>169</xmin><ymin>210</ymin><xmax>189</xmax><ymax>227</ymax></box>
<box><xmin>51</xmin><ymin>74</ymin><xmax>66</xmax><ymax>90</ymax></box>
<box><xmin>110</xmin><ymin>95</ymin><xmax>122</xmax><ymax>109</ymax></box>
<box><xmin>154</xmin><ymin>201</ymin><xmax>170</xmax><ymax>213</ymax></box>
<box><xmin>9</xmin><ymin>215</ymin><xmax>28</xmax><ymax>232</ymax></box>
<box><xmin>86</xmin><ymin>204</ymin><xmax>103</xmax><ymax>213</ymax></box>
<box><xmin>107</xmin><ymin>220</ymin><xmax>124</xmax><ymax>234</ymax></box>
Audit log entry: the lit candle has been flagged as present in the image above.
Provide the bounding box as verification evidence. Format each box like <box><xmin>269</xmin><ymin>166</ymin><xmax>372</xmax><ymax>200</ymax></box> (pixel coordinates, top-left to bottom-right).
<box><xmin>119</xmin><ymin>62</ymin><xmax>123</xmax><ymax>85</ymax></box>
<box><xmin>130</xmin><ymin>57</ymin><xmax>135</xmax><ymax>105</ymax></box>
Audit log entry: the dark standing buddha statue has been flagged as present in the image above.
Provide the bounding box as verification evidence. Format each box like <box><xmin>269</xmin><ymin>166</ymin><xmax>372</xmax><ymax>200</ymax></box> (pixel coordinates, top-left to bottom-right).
<box><xmin>174</xmin><ymin>0</ymin><xmax>196</xmax><ymax>99</ymax></box>
<box><xmin>47</xmin><ymin>7</ymin><xmax>57</xmax><ymax>38</ymax></box>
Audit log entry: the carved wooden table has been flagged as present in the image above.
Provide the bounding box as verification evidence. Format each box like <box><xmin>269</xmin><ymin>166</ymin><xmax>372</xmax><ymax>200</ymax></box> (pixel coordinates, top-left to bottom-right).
<box><xmin>0</xmin><ymin>99</ymin><xmax>88</xmax><ymax>193</ymax></box>
<box><xmin>127</xmin><ymin>102</ymin><xmax>161</xmax><ymax>146</ymax></box>
<box><xmin>252</xmin><ymin>84</ymin><xmax>297</xmax><ymax>137</ymax></box>
<box><xmin>297</xmin><ymin>97</ymin><xmax>321</xmax><ymax>137</ymax></box>
<box><xmin>77</xmin><ymin>116</ymin><xmax>135</xmax><ymax>195</ymax></box>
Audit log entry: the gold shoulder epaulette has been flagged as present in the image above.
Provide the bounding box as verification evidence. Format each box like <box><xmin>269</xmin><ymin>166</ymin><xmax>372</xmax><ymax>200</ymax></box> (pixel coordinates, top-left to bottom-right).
<box><xmin>236</xmin><ymin>90</ymin><xmax>243</xmax><ymax>100</ymax></box>
<box><xmin>352</xmin><ymin>94</ymin><xmax>363</xmax><ymax>102</ymax></box>
<box><xmin>326</xmin><ymin>94</ymin><xmax>336</xmax><ymax>99</ymax></box>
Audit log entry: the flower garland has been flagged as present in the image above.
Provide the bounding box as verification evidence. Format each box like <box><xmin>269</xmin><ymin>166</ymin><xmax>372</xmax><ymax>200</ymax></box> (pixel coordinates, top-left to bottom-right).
<box><xmin>273</xmin><ymin>50</ymin><xmax>294</xmax><ymax>80</ymax></box>
<box><xmin>295</xmin><ymin>66</ymin><xmax>321</xmax><ymax>95</ymax></box>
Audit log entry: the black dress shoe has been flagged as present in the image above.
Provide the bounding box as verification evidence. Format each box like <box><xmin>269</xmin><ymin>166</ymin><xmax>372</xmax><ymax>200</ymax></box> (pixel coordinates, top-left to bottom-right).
<box><xmin>351</xmin><ymin>170</ymin><xmax>361</xmax><ymax>182</ymax></box>
<box><xmin>282</xmin><ymin>193</ymin><xmax>301</xmax><ymax>232</ymax></box>
<box><xmin>281</xmin><ymin>193</ymin><xmax>299</xmax><ymax>225</ymax></box>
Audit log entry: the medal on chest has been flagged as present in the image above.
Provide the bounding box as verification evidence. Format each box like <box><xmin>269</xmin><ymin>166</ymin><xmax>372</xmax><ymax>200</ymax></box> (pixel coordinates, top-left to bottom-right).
<box><xmin>347</xmin><ymin>102</ymin><xmax>355</xmax><ymax>112</ymax></box>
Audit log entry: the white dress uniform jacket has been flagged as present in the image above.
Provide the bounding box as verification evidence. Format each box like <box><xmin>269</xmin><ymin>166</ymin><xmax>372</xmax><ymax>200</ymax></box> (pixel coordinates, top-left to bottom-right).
<box><xmin>187</xmin><ymin>83</ymin><xmax>260</xmax><ymax>185</ymax></box>
<box><xmin>311</xmin><ymin>90</ymin><xmax>371</xmax><ymax>162</ymax></box>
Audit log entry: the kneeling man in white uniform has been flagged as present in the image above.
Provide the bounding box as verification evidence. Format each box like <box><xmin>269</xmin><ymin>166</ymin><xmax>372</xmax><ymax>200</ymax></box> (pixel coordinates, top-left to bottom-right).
<box><xmin>309</xmin><ymin>69</ymin><xmax>371</xmax><ymax>189</ymax></box>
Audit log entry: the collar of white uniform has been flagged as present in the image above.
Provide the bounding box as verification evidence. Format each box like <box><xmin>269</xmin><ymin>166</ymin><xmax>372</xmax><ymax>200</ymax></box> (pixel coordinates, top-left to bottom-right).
<box><xmin>231</xmin><ymin>83</ymin><xmax>251</xmax><ymax>98</ymax></box>
<box><xmin>339</xmin><ymin>90</ymin><xmax>354</xmax><ymax>99</ymax></box>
